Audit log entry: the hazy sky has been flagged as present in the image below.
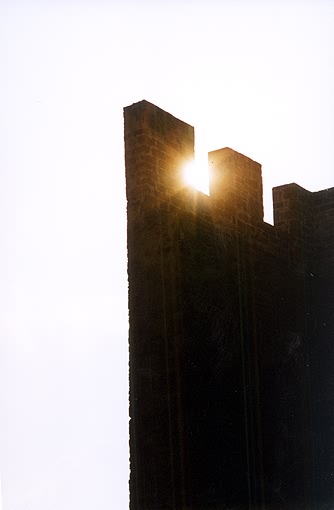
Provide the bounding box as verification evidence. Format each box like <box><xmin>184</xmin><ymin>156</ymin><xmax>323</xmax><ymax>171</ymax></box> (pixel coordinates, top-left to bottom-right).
<box><xmin>1</xmin><ymin>1</ymin><xmax>334</xmax><ymax>509</ymax></box>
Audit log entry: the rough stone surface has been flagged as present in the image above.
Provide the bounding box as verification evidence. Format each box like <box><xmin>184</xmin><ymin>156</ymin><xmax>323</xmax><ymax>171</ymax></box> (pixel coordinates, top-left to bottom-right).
<box><xmin>125</xmin><ymin>100</ymin><xmax>334</xmax><ymax>510</ymax></box>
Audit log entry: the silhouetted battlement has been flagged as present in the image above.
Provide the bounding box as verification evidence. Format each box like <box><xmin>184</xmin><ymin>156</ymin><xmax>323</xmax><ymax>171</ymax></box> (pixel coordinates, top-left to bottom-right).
<box><xmin>125</xmin><ymin>100</ymin><xmax>334</xmax><ymax>510</ymax></box>
<box><xmin>209</xmin><ymin>147</ymin><xmax>264</xmax><ymax>223</ymax></box>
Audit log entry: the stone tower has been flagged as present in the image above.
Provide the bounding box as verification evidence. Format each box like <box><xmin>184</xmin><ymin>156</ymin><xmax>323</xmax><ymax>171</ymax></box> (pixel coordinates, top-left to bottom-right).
<box><xmin>124</xmin><ymin>100</ymin><xmax>334</xmax><ymax>510</ymax></box>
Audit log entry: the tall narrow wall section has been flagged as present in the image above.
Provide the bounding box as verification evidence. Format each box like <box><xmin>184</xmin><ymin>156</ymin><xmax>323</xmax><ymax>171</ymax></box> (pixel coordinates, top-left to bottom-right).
<box><xmin>125</xmin><ymin>100</ymin><xmax>334</xmax><ymax>510</ymax></box>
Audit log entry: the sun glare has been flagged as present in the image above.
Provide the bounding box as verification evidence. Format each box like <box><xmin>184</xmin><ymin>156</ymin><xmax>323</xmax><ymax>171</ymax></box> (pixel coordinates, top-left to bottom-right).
<box><xmin>183</xmin><ymin>161</ymin><xmax>209</xmax><ymax>195</ymax></box>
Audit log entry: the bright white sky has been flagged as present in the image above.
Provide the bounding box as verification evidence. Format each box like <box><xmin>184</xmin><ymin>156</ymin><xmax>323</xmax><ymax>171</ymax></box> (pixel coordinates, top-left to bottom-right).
<box><xmin>1</xmin><ymin>1</ymin><xmax>334</xmax><ymax>509</ymax></box>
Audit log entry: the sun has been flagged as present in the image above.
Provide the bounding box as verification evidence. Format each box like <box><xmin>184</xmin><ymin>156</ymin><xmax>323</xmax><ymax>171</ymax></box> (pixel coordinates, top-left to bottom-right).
<box><xmin>183</xmin><ymin>160</ymin><xmax>209</xmax><ymax>194</ymax></box>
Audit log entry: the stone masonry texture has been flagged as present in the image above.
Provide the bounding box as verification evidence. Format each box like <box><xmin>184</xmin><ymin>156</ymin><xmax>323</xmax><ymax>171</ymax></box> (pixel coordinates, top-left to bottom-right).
<box><xmin>124</xmin><ymin>100</ymin><xmax>334</xmax><ymax>510</ymax></box>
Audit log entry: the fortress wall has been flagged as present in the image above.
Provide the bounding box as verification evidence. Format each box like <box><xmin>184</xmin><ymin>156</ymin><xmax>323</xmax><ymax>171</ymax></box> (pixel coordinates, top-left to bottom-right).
<box><xmin>125</xmin><ymin>100</ymin><xmax>333</xmax><ymax>510</ymax></box>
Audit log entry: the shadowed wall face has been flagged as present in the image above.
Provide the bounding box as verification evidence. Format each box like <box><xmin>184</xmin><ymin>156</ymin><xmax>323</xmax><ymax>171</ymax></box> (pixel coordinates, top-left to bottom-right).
<box><xmin>209</xmin><ymin>147</ymin><xmax>264</xmax><ymax>223</ymax></box>
<box><xmin>125</xmin><ymin>101</ymin><xmax>196</xmax><ymax>510</ymax></box>
<box><xmin>125</xmin><ymin>100</ymin><xmax>334</xmax><ymax>510</ymax></box>
<box><xmin>273</xmin><ymin>184</ymin><xmax>334</xmax><ymax>506</ymax></box>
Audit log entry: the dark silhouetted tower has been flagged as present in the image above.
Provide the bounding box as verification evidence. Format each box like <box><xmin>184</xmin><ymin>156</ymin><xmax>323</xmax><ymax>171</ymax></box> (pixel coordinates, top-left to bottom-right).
<box><xmin>125</xmin><ymin>100</ymin><xmax>334</xmax><ymax>510</ymax></box>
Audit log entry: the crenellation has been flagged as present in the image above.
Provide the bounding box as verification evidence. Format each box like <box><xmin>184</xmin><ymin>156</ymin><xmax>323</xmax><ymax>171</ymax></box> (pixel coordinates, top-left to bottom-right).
<box><xmin>125</xmin><ymin>100</ymin><xmax>334</xmax><ymax>510</ymax></box>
